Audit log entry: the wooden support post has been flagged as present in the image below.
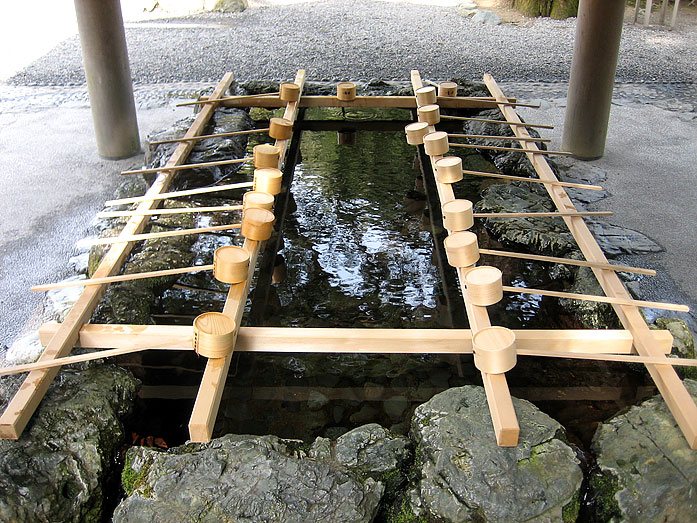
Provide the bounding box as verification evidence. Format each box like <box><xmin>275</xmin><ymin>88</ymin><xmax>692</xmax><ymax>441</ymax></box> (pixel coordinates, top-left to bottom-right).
<box><xmin>74</xmin><ymin>0</ymin><xmax>140</xmax><ymax>158</ymax></box>
<box><xmin>0</xmin><ymin>73</ymin><xmax>236</xmax><ymax>440</ymax></box>
<box><xmin>411</xmin><ymin>70</ymin><xmax>519</xmax><ymax>447</ymax></box>
<box><xmin>484</xmin><ymin>73</ymin><xmax>697</xmax><ymax>450</ymax></box>
<box><xmin>188</xmin><ymin>69</ymin><xmax>307</xmax><ymax>443</ymax></box>
<box><xmin>562</xmin><ymin>0</ymin><xmax>626</xmax><ymax>159</ymax></box>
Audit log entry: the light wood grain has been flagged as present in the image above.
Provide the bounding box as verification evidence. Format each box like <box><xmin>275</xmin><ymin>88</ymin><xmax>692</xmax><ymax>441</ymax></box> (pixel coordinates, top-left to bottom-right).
<box><xmin>177</xmin><ymin>92</ymin><xmax>279</xmax><ymax>107</ymax></box>
<box><xmin>448</xmin><ymin>133</ymin><xmax>550</xmax><ymax>143</ymax></box>
<box><xmin>121</xmin><ymin>157</ymin><xmax>251</xmax><ymax>176</ymax></box>
<box><xmin>89</xmin><ymin>223</ymin><xmax>241</xmax><ymax>246</ymax></box>
<box><xmin>441</xmin><ymin>114</ymin><xmax>554</xmax><ymax>129</ymax></box>
<box><xmin>461</xmin><ymin>168</ymin><xmax>603</xmax><ymax>191</ymax></box>
<box><xmin>479</xmin><ymin>248</ymin><xmax>656</xmax><ymax>276</ymax></box>
<box><xmin>438</xmin><ymin>96</ymin><xmax>540</xmax><ymax>109</ymax></box>
<box><xmin>450</xmin><ymin>142</ymin><xmax>573</xmax><ymax>156</ymax></box>
<box><xmin>149</xmin><ymin>128</ymin><xmax>269</xmax><ymax>146</ymax></box>
<box><xmin>97</xmin><ymin>205</ymin><xmax>243</xmax><ymax>219</ymax></box>
<box><xmin>411</xmin><ymin>69</ymin><xmax>520</xmax><ymax>447</ymax></box>
<box><xmin>474</xmin><ymin>211</ymin><xmax>612</xmax><ymax>218</ymax></box>
<box><xmin>188</xmin><ymin>69</ymin><xmax>307</xmax><ymax>443</ymax></box>
<box><xmin>8</xmin><ymin>328</ymin><xmax>690</xmax><ymax>377</ymax></box>
<box><xmin>502</xmin><ymin>285</ymin><xmax>688</xmax><ymax>312</ymax></box>
<box><xmin>32</xmin><ymin>264</ymin><xmax>214</xmax><ymax>291</ymax></box>
<box><xmin>484</xmin><ymin>73</ymin><xmax>697</xmax><ymax>449</ymax></box>
<box><xmin>37</xmin><ymin>323</ymin><xmax>675</xmax><ymax>355</ymax></box>
<box><xmin>105</xmin><ymin>181</ymin><xmax>253</xmax><ymax>207</ymax></box>
<box><xmin>219</xmin><ymin>95</ymin><xmax>534</xmax><ymax>110</ymax></box>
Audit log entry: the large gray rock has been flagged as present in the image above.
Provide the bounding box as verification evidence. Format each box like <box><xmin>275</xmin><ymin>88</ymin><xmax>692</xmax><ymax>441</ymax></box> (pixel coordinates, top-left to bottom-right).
<box><xmin>476</xmin><ymin>183</ymin><xmax>576</xmax><ymax>256</ymax></box>
<box><xmin>406</xmin><ymin>386</ymin><xmax>582</xmax><ymax>522</ymax></box>
<box><xmin>0</xmin><ymin>365</ymin><xmax>138</xmax><ymax>522</ymax></box>
<box><xmin>114</xmin><ymin>425</ymin><xmax>412</xmax><ymax>523</ymax></box>
<box><xmin>590</xmin><ymin>379</ymin><xmax>697</xmax><ymax>522</ymax></box>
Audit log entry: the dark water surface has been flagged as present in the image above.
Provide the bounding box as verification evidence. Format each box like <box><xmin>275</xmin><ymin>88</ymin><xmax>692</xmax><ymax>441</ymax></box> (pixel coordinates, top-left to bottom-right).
<box><xmin>126</xmin><ymin>109</ymin><xmax>655</xmax><ymax>452</ymax></box>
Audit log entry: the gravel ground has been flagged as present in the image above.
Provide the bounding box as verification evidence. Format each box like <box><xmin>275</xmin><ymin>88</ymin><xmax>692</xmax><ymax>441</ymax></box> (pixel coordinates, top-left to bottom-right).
<box><xmin>8</xmin><ymin>0</ymin><xmax>697</xmax><ymax>86</ymax></box>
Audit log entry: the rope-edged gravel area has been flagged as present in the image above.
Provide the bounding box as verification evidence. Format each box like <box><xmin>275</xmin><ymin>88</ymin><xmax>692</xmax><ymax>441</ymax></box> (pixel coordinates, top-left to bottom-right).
<box><xmin>8</xmin><ymin>0</ymin><xmax>697</xmax><ymax>86</ymax></box>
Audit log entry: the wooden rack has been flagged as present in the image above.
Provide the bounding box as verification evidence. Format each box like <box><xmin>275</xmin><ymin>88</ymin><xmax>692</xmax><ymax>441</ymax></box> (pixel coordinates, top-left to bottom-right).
<box><xmin>2</xmin><ymin>71</ymin><xmax>694</xmax><ymax>451</ymax></box>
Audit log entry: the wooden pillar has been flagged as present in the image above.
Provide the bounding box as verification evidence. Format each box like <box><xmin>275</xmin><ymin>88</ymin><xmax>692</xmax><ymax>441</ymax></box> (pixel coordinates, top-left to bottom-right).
<box><xmin>74</xmin><ymin>0</ymin><xmax>140</xmax><ymax>159</ymax></box>
<box><xmin>562</xmin><ymin>0</ymin><xmax>625</xmax><ymax>160</ymax></box>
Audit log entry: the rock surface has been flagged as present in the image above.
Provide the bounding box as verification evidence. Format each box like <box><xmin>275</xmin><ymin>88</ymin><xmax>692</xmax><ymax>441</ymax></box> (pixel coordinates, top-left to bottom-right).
<box><xmin>114</xmin><ymin>425</ymin><xmax>411</xmax><ymax>523</ymax></box>
<box><xmin>652</xmin><ymin>317</ymin><xmax>697</xmax><ymax>380</ymax></box>
<box><xmin>0</xmin><ymin>365</ymin><xmax>138</xmax><ymax>523</ymax></box>
<box><xmin>405</xmin><ymin>386</ymin><xmax>583</xmax><ymax>522</ymax></box>
<box><xmin>590</xmin><ymin>379</ymin><xmax>697</xmax><ymax>522</ymax></box>
<box><xmin>471</xmin><ymin>10</ymin><xmax>502</xmax><ymax>26</ymax></box>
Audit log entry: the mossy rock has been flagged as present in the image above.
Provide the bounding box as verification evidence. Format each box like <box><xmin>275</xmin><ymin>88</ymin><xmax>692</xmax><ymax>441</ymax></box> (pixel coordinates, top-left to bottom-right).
<box><xmin>0</xmin><ymin>365</ymin><xmax>138</xmax><ymax>522</ymax></box>
<box><xmin>590</xmin><ymin>379</ymin><xmax>697</xmax><ymax>522</ymax></box>
<box><xmin>652</xmin><ymin>318</ymin><xmax>697</xmax><ymax>379</ymax></box>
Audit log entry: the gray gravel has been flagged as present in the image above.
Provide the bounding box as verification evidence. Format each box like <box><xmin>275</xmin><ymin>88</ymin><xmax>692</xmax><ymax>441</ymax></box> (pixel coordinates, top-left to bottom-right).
<box><xmin>8</xmin><ymin>0</ymin><xmax>697</xmax><ymax>86</ymax></box>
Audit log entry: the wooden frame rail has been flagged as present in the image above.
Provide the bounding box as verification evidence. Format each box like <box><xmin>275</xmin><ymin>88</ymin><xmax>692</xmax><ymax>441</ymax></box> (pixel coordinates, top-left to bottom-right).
<box><xmin>411</xmin><ymin>70</ymin><xmax>520</xmax><ymax>446</ymax></box>
<box><xmin>482</xmin><ymin>73</ymin><xmax>697</xmax><ymax>449</ymax></box>
<box><xmin>187</xmin><ymin>69</ymin><xmax>307</xmax><ymax>443</ymax></box>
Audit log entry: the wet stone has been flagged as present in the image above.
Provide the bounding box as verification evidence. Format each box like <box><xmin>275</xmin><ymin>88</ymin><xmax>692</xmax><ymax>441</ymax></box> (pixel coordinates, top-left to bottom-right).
<box><xmin>476</xmin><ymin>183</ymin><xmax>577</xmax><ymax>256</ymax></box>
<box><xmin>586</xmin><ymin>220</ymin><xmax>663</xmax><ymax>256</ymax></box>
<box><xmin>590</xmin><ymin>379</ymin><xmax>697</xmax><ymax>522</ymax></box>
<box><xmin>89</xmin><ymin>199</ymin><xmax>198</xmax><ymax>325</ymax></box>
<box><xmin>114</xmin><ymin>427</ymin><xmax>411</xmax><ymax>523</ymax></box>
<box><xmin>0</xmin><ymin>365</ymin><xmax>138</xmax><ymax>523</ymax></box>
<box><xmin>560</xmin><ymin>266</ymin><xmax>620</xmax><ymax>329</ymax></box>
<box><xmin>406</xmin><ymin>386</ymin><xmax>583</xmax><ymax>522</ymax></box>
<box><xmin>652</xmin><ymin>317</ymin><xmax>697</xmax><ymax>380</ymax></box>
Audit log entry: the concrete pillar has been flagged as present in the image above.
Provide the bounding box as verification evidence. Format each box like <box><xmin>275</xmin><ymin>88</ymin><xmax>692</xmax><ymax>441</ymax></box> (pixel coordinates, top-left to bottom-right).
<box><xmin>562</xmin><ymin>0</ymin><xmax>625</xmax><ymax>160</ymax></box>
<box><xmin>74</xmin><ymin>0</ymin><xmax>140</xmax><ymax>159</ymax></box>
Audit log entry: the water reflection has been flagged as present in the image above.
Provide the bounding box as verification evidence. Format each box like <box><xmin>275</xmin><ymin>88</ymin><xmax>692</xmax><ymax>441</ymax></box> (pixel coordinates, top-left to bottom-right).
<box><xmin>263</xmin><ymin>130</ymin><xmax>445</xmax><ymax>327</ymax></box>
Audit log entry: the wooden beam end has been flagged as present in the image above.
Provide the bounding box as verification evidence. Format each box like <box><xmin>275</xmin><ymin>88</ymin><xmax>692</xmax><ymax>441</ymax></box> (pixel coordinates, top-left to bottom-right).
<box><xmin>495</xmin><ymin>427</ymin><xmax>520</xmax><ymax>447</ymax></box>
<box><xmin>0</xmin><ymin>422</ymin><xmax>21</xmax><ymax>440</ymax></box>
<box><xmin>187</xmin><ymin>423</ymin><xmax>212</xmax><ymax>444</ymax></box>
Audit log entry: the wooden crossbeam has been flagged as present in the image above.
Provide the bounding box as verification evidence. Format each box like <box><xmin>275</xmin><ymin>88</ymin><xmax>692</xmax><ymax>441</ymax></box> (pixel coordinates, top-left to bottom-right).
<box><xmin>483</xmin><ymin>73</ymin><xmax>697</xmax><ymax>449</ymax></box>
<box><xmin>8</xmin><ymin>326</ymin><xmax>686</xmax><ymax>376</ymax></box>
<box><xmin>411</xmin><ymin>70</ymin><xmax>520</xmax><ymax>446</ymax></box>
<box><xmin>0</xmin><ymin>72</ymin><xmax>237</xmax><ymax>440</ymax></box>
<box><xmin>9</xmin><ymin>345</ymin><xmax>694</xmax><ymax>377</ymax></box>
<box><xmin>37</xmin><ymin>323</ymin><xmax>675</xmax><ymax>355</ymax></box>
<box><xmin>188</xmin><ymin>69</ymin><xmax>307</xmax><ymax>443</ymax></box>
<box><xmin>219</xmin><ymin>95</ymin><xmax>524</xmax><ymax>110</ymax></box>
<box><xmin>104</xmin><ymin>181</ymin><xmax>253</xmax><ymax>207</ymax></box>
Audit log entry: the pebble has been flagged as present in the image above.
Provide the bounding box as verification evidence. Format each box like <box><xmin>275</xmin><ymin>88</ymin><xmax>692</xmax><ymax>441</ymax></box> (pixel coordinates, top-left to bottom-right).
<box><xmin>6</xmin><ymin>1</ymin><xmax>697</xmax><ymax>86</ymax></box>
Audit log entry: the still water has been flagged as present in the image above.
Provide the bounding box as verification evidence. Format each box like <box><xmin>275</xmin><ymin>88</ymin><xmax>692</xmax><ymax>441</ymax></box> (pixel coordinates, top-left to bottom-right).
<box><xmin>128</xmin><ymin>110</ymin><xmax>655</xmax><ymax>451</ymax></box>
